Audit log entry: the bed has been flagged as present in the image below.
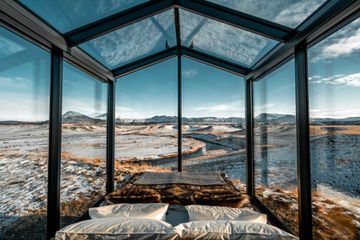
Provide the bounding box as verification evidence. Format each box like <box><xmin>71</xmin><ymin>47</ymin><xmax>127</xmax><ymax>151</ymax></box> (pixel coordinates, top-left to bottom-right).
<box><xmin>55</xmin><ymin>172</ymin><xmax>299</xmax><ymax>239</ymax></box>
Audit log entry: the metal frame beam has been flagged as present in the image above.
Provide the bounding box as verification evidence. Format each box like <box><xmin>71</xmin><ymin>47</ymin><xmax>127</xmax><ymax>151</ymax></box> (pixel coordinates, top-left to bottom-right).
<box><xmin>177</xmin><ymin>0</ymin><xmax>293</xmax><ymax>42</ymax></box>
<box><xmin>112</xmin><ymin>46</ymin><xmax>251</xmax><ymax>78</ymax></box>
<box><xmin>295</xmin><ymin>44</ymin><xmax>312</xmax><ymax>240</ymax></box>
<box><xmin>106</xmin><ymin>80</ymin><xmax>116</xmax><ymax>194</ymax></box>
<box><xmin>65</xmin><ymin>0</ymin><xmax>175</xmax><ymax>46</ymax></box>
<box><xmin>47</xmin><ymin>47</ymin><xmax>63</xmax><ymax>240</ymax></box>
<box><xmin>112</xmin><ymin>47</ymin><xmax>178</xmax><ymax>78</ymax></box>
<box><xmin>182</xmin><ymin>47</ymin><xmax>250</xmax><ymax>76</ymax></box>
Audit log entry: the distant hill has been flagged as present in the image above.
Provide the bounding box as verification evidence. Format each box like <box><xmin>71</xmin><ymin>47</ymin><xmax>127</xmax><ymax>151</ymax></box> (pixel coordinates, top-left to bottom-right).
<box><xmin>62</xmin><ymin>111</ymin><xmax>96</xmax><ymax>123</ymax></box>
<box><xmin>1</xmin><ymin>111</ymin><xmax>360</xmax><ymax>125</ymax></box>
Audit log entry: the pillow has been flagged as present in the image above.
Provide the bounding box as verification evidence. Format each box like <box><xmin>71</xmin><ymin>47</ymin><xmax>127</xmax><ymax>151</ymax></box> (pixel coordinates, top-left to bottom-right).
<box><xmin>175</xmin><ymin>221</ymin><xmax>299</xmax><ymax>240</ymax></box>
<box><xmin>55</xmin><ymin>217</ymin><xmax>178</xmax><ymax>240</ymax></box>
<box><xmin>89</xmin><ymin>203</ymin><xmax>169</xmax><ymax>221</ymax></box>
<box><xmin>185</xmin><ymin>205</ymin><xmax>267</xmax><ymax>223</ymax></box>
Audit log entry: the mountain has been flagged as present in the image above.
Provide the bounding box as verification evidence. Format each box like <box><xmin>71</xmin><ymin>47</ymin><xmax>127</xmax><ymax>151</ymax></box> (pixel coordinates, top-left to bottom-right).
<box><xmin>311</xmin><ymin>116</ymin><xmax>360</xmax><ymax>125</ymax></box>
<box><xmin>276</xmin><ymin>114</ymin><xmax>296</xmax><ymax>124</ymax></box>
<box><xmin>145</xmin><ymin>115</ymin><xmax>177</xmax><ymax>123</ymax></box>
<box><xmin>255</xmin><ymin>113</ymin><xmax>286</xmax><ymax>122</ymax></box>
<box><xmin>95</xmin><ymin>113</ymin><xmax>107</xmax><ymax>120</ymax></box>
<box><xmin>62</xmin><ymin>111</ymin><xmax>95</xmax><ymax>123</ymax></box>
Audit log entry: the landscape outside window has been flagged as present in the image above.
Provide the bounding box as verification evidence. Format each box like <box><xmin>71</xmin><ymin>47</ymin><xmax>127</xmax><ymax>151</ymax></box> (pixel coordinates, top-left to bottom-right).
<box><xmin>308</xmin><ymin>18</ymin><xmax>360</xmax><ymax>240</ymax></box>
<box><xmin>0</xmin><ymin>27</ymin><xmax>50</xmax><ymax>239</ymax></box>
<box><xmin>253</xmin><ymin>60</ymin><xmax>298</xmax><ymax>235</ymax></box>
<box><xmin>60</xmin><ymin>62</ymin><xmax>107</xmax><ymax>226</ymax></box>
<box><xmin>182</xmin><ymin>57</ymin><xmax>246</xmax><ymax>187</ymax></box>
<box><xmin>115</xmin><ymin>58</ymin><xmax>178</xmax><ymax>183</ymax></box>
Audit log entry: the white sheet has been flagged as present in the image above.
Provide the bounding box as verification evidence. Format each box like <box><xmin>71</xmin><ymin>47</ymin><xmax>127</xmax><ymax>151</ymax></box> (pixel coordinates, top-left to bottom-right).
<box><xmin>185</xmin><ymin>205</ymin><xmax>267</xmax><ymax>223</ymax></box>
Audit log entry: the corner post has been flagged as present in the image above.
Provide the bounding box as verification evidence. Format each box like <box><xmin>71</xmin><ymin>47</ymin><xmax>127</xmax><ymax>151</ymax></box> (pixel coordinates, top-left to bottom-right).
<box><xmin>175</xmin><ymin>7</ymin><xmax>182</xmax><ymax>172</ymax></box>
<box><xmin>47</xmin><ymin>47</ymin><xmax>63</xmax><ymax>239</ymax></box>
<box><xmin>106</xmin><ymin>80</ymin><xmax>116</xmax><ymax>194</ymax></box>
<box><xmin>295</xmin><ymin>43</ymin><xmax>312</xmax><ymax>240</ymax></box>
<box><xmin>245</xmin><ymin>78</ymin><xmax>254</xmax><ymax>197</ymax></box>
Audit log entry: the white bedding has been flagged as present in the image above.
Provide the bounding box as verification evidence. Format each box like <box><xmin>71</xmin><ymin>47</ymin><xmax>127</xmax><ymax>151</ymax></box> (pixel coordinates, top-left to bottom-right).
<box><xmin>56</xmin><ymin>204</ymin><xmax>298</xmax><ymax>240</ymax></box>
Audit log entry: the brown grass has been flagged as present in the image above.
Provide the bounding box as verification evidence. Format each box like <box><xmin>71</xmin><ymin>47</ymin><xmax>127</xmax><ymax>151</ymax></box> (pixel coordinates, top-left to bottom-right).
<box><xmin>255</xmin><ymin>187</ymin><xmax>360</xmax><ymax>240</ymax></box>
<box><xmin>310</xmin><ymin>125</ymin><xmax>360</xmax><ymax>136</ymax></box>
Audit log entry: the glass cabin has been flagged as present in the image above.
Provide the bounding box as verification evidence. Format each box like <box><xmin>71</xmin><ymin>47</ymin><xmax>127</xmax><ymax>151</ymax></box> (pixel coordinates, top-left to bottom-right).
<box><xmin>0</xmin><ymin>0</ymin><xmax>359</xmax><ymax>239</ymax></box>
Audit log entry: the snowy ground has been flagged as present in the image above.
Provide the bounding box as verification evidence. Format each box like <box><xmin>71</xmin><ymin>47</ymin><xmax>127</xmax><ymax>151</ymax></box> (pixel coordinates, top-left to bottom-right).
<box><xmin>1</xmin><ymin>123</ymin><xmax>359</xmax><ymax>240</ymax></box>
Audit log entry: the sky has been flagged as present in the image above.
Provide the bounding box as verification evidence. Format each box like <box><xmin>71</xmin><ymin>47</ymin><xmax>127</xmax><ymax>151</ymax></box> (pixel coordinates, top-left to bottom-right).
<box><xmin>1</xmin><ymin>6</ymin><xmax>360</xmax><ymax>121</ymax></box>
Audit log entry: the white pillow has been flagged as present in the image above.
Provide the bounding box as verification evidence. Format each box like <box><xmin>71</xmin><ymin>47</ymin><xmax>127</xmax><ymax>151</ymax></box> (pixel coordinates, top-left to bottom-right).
<box><xmin>185</xmin><ymin>205</ymin><xmax>267</xmax><ymax>223</ymax></box>
<box><xmin>55</xmin><ymin>217</ymin><xmax>178</xmax><ymax>240</ymax></box>
<box><xmin>89</xmin><ymin>203</ymin><xmax>169</xmax><ymax>221</ymax></box>
<box><xmin>175</xmin><ymin>221</ymin><xmax>299</xmax><ymax>240</ymax></box>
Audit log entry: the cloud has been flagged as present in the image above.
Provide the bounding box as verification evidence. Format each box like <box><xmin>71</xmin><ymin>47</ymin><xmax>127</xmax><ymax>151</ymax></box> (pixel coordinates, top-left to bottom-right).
<box><xmin>183</xmin><ymin>69</ymin><xmax>198</xmax><ymax>79</ymax></box>
<box><xmin>274</xmin><ymin>0</ymin><xmax>326</xmax><ymax>27</ymax></box>
<box><xmin>309</xmin><ymin>73</ymin><xmax>360</xmax><ymax>87</ymax></box>
<box><xmin>310</xmin><ymin>108</ymin><xmax>360</xmax><ymax>119</ymax></box>
<box><xmin>0</xmin><ymin>76</ymin><xmax>32</xmax><ymax>88</ymax></box>
<box><xmin>311</xmin><ymin>18</ymin><xmax>360</xmax><ymax>62</ymax></box>
<box><xmin>192</xmin><ymin>100</ymin><xmax>244</xmax><ymax>116</ymax></box>
<box><xmin>316</xmin><ymin>28</ymin><xmax>360</xmax><ymax>60</ymax></box>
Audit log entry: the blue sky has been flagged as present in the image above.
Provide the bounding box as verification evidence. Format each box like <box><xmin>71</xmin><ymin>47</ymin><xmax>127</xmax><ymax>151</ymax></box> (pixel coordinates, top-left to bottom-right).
<box><xmin>1</xmin><ymin>15</ymin><xmax>360</xmax><ymax>121</ymax></box>
<box><xmin>116</xmin><ymin>57</ymin><xmax>245</xmax><ymax>119</ymax></box>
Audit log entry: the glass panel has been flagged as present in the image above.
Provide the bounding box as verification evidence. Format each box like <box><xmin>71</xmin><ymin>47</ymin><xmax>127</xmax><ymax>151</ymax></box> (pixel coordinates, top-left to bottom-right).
<box><xmin>19</xmin><ymin>0</ymin><xmax>148</xmax><ymax>33</ymax></box>
<box><xmin>0</xmin><ymin>27</ymin><xmax>50</xmax><ymax>239</ymax></box>
<box><xmin>80</xmin><ymin>10</ymin><xmax>176</xmax><ymax>69</ymax></box>
<box><xmin>182</xmin><ymin>57</ymin><xmax>246</xmax><ymax>189</ymax></box>
<box><xmin>253</xmin><ymin>60</ymin><xmax>298</xmax><ymax>235</ymax></box>
<box><xmin>115</xmin><ymin>58</ymin><xmax>177</xmax><ymax>184</ymax></box>
<box><xmin>180</xmin><ymin>10</ymin><xmax>278</xmax><ymax>68</ymax></box>
<box><xmin>206</xmin><ymin>0</ymin><xmax>327</xmax><ymax>28</ymax></box>
<box><xmin>61</xmin><ymin>62</ymin><xmax>107</xmax><ymax>226</ymax></box>
<box><xmin>308</xmin><ymin>18</ymin><xmax>360</xmax><ymax>240</ymax></box>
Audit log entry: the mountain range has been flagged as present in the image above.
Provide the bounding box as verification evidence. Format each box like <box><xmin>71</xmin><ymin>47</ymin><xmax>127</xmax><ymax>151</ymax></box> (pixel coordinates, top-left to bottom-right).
<box><xmin>1</xmin><ymin>111</ymin><xmax>360</xmax><ymax>125</ymax></box>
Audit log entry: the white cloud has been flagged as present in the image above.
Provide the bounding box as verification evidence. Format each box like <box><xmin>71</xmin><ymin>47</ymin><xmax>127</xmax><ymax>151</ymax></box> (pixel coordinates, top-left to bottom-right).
<box><xmin>309</xmin><ymin>73</ymin><xmax>360</xmax><ymax>87</ymax></box>
<box><xmin>316</xmin><ymin>28</ymin><xmax>360</xmax><ymax>60</ymax></box>
<box><xmin>0</xmin><ymin>76</ymin><xmax>32</xmax><ymax>88</ymax></box>
<box><xmin>183</xmin><ymin>69</ymin><xmax>198</xmax><ymax>79</ymax></box>
<box><xmin>193</xmin><ymin>100</ymin><xmax>242</xmax><ymax>112</ymax></box>
<box><xmin>310</xmin><ymin>108</ymin><xmax>360</xmax><ymax>119</ymax></box>
<box><xmin>274</xmin><ymin>0</ymin><xmax>326</xmax><ymax>27</ymax></box>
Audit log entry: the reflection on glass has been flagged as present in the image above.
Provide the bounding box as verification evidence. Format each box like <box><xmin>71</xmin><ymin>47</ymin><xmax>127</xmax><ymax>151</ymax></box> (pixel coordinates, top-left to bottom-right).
<box><xmin>182</xmin><ymin>57</ymin><xmax>246</xmax><ymax>188</ymax></box>
<box><xmin>19</xmin><ymin>0</ymin><xmax>148</xmax><ymax>33</ymax></box>
<box><xmin>308</xmin><ymin>18</ymin><xmax>360</xmax><ymax>240</ymax></box>
<box><xmin>0</xmin><ymin>27</ymin><xmax>50</xmax><ymax>239</ymax></box>
<box><xmin>180</xmin><ymin>9</ymin><xmax>278</xmax><ymax>67</ymax></box>
<box><xmin>115</xmin><ymin>58</ymin><xmax>178</xmax><ymax>184</ymax></box>
<box><xmin>206</xmin><ymin>0</ymin><xmax>326</xmax><ymax>28</ymax></box>
<box><xmin>61</xmin><ymin>62</ymin><xmax>107</xmax><ymax>226</ymax></box>
<box><xmin>253</xmin><ymin>60</ymin><xmax>298</xmax><ymax>234</ymax></box>
<box><xmin>80</xmin><ymin>9</ymin><xmax>176</xmax><ymax>69</ymax></box>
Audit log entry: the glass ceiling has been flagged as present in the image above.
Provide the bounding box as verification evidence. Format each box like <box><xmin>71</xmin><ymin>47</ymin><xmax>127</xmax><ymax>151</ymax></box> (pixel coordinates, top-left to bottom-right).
<box><xmin>18</xmin><ymin>0</ymin><xmax>148</xmax><ymax>33</ymax></box>
<box><xmin>79</xmin><ymin>9</ymin><xmax>176</xmax><ymax>70</ymax></box>
<box><xmin>206</xmin><ymin>0</ymin><xmax>327</xmax><ymax>28</ymax></box>
<box><xmin>180</xmin><ymin>10</ymin><xmax>278</xmax><ymax>68</ymax></box>
<box><xmin>16</xmin><ymin>0</ymin><xmax>328</xmax><ymax>71</ymax></box>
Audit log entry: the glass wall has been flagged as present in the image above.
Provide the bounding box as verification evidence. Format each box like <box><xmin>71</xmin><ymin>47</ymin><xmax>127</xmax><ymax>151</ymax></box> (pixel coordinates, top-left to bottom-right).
<box><xmin>115</xmin><ymin>58</ymin><xmax>178</xmax><ymax>184</ymax></box>
<box><xmin>0</xmin><ymin>27</ymin><xmax>50</xmax><ymax>239</ymax></box>
<box><xmin>308</xmin><ymin>18</ymin><xmax>360</xmax><ymax>240</ymax></box>
<box><xmin>182</xmin><ymin>57</ymin><xmax>246</xmax><ymax>188</ymax></box>
<box><xmin>253</xmin><ymin>60</ymin><xmax>298</xmax><ymax>234</ymax></box>
<box><xmin>61</xmin><ymin>62</ymin><xmax>107</xmax><ymax>226</ymax></box>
